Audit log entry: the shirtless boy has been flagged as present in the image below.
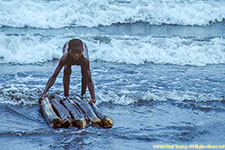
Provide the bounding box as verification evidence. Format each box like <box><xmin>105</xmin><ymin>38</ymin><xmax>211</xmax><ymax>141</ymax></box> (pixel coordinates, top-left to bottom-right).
<box><xmin>39</xmin><ymin>39</ymin><xmax>95</xmax><ymax>103</ymax></box>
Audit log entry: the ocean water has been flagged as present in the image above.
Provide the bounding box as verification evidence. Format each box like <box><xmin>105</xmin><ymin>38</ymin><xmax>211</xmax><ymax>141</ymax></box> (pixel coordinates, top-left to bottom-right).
<box><xmin>0</xmin><ymin>0</ymin><xmax>225</xmax><ymax>150</ymax></box>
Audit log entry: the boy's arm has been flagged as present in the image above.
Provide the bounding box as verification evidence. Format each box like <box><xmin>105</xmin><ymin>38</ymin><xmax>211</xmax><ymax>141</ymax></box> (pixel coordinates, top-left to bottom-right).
<box><xmin>39</xmin><ymin>55</ymin><xmax>66</xmax><ymax>101</ymax></box>
<box><xmin>81</xmin><ymin>67</ymin><xmax>87</xmax><ymax>98</ymax></box>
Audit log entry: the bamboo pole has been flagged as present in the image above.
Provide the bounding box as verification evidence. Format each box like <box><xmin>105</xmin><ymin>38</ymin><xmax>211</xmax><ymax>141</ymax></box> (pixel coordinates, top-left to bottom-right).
<box><xmin>61</xmin><ymin>99</ymin><xmax>87</xmax><ymax>129</ymax></box>
<box><xmin>40</xmin><ymin>97</ymin><xmax>62</xmax><ymax>129</ymax></box>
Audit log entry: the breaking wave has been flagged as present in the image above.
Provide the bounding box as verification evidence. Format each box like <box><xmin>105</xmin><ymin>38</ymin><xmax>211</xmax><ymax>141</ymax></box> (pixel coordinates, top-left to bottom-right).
<box><xmin>0</xmin><ymin>0</ymin><xmax>225</xmax><ymax>28</ymax></box>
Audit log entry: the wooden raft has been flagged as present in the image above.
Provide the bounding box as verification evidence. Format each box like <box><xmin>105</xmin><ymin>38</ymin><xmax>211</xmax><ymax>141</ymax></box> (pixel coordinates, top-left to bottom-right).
<box><xmin>39</xmin><ymin>96</ymin><xmax>113</xmax><ymax>129</ymax></box>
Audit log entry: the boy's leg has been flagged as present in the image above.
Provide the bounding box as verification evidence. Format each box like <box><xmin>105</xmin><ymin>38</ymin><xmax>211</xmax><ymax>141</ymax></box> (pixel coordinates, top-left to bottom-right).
<box><xmin>63</xmin><ymin>65</ymin><xmax>72</xmax><ymax>97</ymax></box>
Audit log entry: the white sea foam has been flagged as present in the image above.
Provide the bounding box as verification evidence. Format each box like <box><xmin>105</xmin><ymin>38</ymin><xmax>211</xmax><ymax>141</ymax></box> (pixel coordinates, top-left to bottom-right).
<box><xmin>73</xmin><ymin>89</ymin><xmax>225</xmax><ymax>105</ymax></box>
<box><xmin>88</xmin><ymin>36</ymin><xmax>225</xmax><ymax>66</ymax></box>
<box><xmin>0</xmin><ymin>84</ymin><xmax>221</xmax><ymax>106</ymax></box>
<box><xmin>0</xmin><ymin>33</ymin><xmax>63</xmax><ymax>64</ymax></box>
<box><xmin>0</xmin><ymin>83</ymin><xmax>39</xmax><ymax>105</ymax></box>
<box><xmin>0</xmin><ymin>0</ymin><xmax>225</xmax><ymax>28</ymax></box>
<box><xmin>0</xmin><ymin>33</ymin><xmax>225</xmax><ymax>66</ymax></box>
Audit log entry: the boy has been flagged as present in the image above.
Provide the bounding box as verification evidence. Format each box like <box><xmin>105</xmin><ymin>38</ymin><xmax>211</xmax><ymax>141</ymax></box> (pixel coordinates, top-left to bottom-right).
<box><xmin>39</xmin><ymin>39</ymin><xmax>95</xmax><ymax>103</ymax></box>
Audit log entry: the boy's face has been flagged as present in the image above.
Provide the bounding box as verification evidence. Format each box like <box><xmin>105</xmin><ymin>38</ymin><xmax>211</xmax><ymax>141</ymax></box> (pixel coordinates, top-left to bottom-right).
<box><xmin>69</xmin><ymin>49</ymin><xmax>82</xmax><ymax>61</ymax></box>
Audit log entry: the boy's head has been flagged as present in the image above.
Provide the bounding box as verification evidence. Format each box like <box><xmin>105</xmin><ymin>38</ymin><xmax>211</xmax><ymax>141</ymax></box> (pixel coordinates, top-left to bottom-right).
<box><xmin>68</xmin><ymin>39</ymin><xmax>83</xmax><ymax>60</ymax></box>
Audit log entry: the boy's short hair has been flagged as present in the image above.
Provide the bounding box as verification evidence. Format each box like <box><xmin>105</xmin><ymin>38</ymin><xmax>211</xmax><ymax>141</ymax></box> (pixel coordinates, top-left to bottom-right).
<box><xmin>69</xmin><ymin>39</ymin><xmax>83</xmax><ymax>53</ymax></box>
